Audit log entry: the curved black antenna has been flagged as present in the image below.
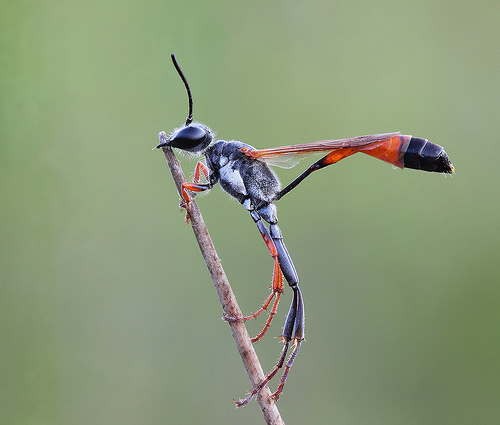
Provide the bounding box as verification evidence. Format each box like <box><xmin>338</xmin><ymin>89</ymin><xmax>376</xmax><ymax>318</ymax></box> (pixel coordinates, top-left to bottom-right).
<box><xmin>171</xmin><ymin>54</ymin><xmax>193</xmax><ymax>126</ymax></box>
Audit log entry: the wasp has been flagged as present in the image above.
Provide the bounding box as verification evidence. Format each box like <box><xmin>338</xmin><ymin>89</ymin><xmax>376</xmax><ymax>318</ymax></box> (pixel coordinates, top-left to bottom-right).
<box><xmin>156</xmin><ymin>54</ymin><xmax>454</xmax><ymax>406</ymax></box>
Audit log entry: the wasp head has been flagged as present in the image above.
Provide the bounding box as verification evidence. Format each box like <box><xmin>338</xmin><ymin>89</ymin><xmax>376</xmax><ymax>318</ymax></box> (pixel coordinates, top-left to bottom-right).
<box><xmin>156</xmin><ymin>123</ymin><xmax>213</xmax><ymax>153</ymax></box>
<box><xmin>156</xmin><ymin>55</ymin><xmax>213</xmax><ymax>153</ymax></box>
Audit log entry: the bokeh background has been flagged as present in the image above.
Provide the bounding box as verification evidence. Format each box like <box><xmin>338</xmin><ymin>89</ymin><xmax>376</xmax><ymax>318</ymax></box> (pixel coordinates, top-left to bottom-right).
<box><xmin>2</xmin><ymin>1</ymin><xmax>499</xmax><ymax>424</ymax></box>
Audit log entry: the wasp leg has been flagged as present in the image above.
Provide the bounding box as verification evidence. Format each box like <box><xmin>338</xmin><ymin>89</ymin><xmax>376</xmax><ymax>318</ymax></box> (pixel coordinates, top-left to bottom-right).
<box><xmin>230</xmin><ymin>202</ymin><xmax>305</xmax><ymax>404</ymax></box>
<box><xmin>234</xmin><ymin>286</ymin><xmax>305</xmax><ymax>407</ymax></box>
<box><xmin>248</xmin><ymin>278</ymin><xmax>282</xmax><ymax>343</ymax></box>
<box><xmin>180</xmin><ymin>162</ymin><xmax>211</xmax><ymax>203</ymax></box>
<box><xmin>271</xmin><ymin>286</ymin><xmax>304</xmax><ymax>402</ymax></box>
<box><xmin>235</xmin><ymin>214</ymin><xmax>305</xmax><ymax>405</ymax></box>
<box><xmin>266</xmin><ymin>239</ymin><xmax>304</xmax><ymax>403</ymax></box>
<box><xmin>225</xmin><ymin>260</ymin><xmax>282</xmax><ymax>344</ymax></box>
<box><xmin>179</xmin><ymin>182</ymin><xmax>211</xmax><ymax>222</ymax></box>
<box><xmin>193</xmin><ymin>161</ymin><xmax>210</xmax><ymax>182</ymax></box>
<box><xmin>179</xmin><ymin>161</ymin><xmax>211</xmax><ymax>221</ymax></box>
<box><xmin>224</xmin><ymin>210</ymin><xmax>284</xmax><ymax>342</ymax></box>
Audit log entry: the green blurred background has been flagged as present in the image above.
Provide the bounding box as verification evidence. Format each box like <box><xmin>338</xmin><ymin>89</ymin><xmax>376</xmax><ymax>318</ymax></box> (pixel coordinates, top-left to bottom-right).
<box><xmin>1</xmin><ymin>1</ymin><xmax>499</xmax><ymax>424</ymax></box>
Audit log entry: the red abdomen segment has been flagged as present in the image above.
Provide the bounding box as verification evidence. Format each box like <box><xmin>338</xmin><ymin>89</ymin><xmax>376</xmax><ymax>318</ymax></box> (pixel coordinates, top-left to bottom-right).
<box><xmin>360</xmin><ymin>135</ymin><xmax>454</xmax><ymax>173</ymax></box>
<box><xmin>274</xmin><ymin>134</ymin><xmax>454</xmax><ymax>201</ymax></box>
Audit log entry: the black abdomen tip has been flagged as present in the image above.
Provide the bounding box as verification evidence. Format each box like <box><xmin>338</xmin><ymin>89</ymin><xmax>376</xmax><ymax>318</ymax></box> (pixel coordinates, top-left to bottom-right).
<box><xmin>404</xmin><ymin>137</ymin><xmax>454</xmax><ymax>173</ymax></box>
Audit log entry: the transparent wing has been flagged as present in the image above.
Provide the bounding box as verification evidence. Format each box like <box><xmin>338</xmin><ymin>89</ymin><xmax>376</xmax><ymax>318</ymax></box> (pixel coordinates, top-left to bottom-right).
<box><xmin>241</xmin><ymin>133</ymin><xmax>401</xmax><ymax>167</ymax></box>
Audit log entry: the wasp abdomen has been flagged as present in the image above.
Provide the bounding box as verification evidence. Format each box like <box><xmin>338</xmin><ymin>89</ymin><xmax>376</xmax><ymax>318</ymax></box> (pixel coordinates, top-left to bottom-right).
<box><xmin>403</xmin><ymin>137</ymin><xmax>454</xmax><ymax>173</ymax></box>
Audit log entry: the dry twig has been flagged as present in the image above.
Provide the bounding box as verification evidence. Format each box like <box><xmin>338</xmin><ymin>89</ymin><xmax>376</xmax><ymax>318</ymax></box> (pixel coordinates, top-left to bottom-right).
<box><xmin>159</xmin><ymin>146</ymin><xmax>285</xmax><ymax>425</ymax></box>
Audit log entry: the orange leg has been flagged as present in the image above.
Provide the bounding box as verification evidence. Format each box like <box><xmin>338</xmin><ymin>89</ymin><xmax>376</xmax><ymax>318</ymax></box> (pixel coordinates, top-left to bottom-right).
<box><xmin>250</xmin><ymin>291</ymin><xmax>281</xmax><ymax>343</ymax></box>
<box><xmin>248</xmin><ymin>259</ymin><xmax>283</xmax><ymax>343</ymax></box>
<box><xmin>245</xmin><ymin>216</ymin><xmax>286</xmax><ymax>342</ymax></box>
<box><xmin>193</xmin><ymin>161</ymin><xmax>209</xmax><ymax>182</ymax></box>
<box><xmin>224</xmin><ymin>209</ymin><xmax>286</xmax><ymax>342</ymax></box>
<box><xmin>179</xmin><ymin>161</ymin><xmax>212</xmax><ymax>221</ymax></box>
<box><xmin>234</xmin><ymin>286</ymin><xmax>305</xmax><ymax>407</ymax></box>
<box><xmin>224</xmin><ymin>255</ymin><xmax>284</xmax><ymax>343</ymax></box>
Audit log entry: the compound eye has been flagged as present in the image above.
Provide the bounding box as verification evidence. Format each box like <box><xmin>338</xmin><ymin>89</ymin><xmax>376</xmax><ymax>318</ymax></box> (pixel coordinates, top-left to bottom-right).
<box><xmin>169</xmin><ymin>125</ymin><xmax>212</xmax><ymax>152</ymax></box>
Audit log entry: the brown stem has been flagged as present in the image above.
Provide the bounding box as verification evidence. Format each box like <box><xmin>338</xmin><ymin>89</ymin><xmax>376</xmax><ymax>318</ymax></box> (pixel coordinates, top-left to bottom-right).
<box><xmin>159</xmin><ymin>146</ymin><xmax>285</xmax><ymax>425</ymax></box>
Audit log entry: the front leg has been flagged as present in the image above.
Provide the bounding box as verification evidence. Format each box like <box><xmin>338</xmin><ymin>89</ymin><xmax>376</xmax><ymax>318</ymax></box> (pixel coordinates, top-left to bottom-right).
<box><xmin>180</xmin><ymin>162</ymin><xmax>212</xmax><ymax>220</ymax></box>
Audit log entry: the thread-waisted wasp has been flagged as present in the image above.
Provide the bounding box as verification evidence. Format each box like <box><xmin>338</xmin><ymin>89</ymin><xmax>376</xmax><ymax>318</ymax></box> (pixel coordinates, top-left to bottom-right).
<box><xmin>156</xmin><ymin>54</ymin><xmax>454</xmax><ymax>406</ymax></box>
